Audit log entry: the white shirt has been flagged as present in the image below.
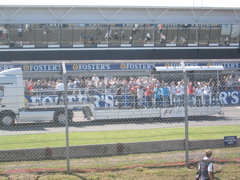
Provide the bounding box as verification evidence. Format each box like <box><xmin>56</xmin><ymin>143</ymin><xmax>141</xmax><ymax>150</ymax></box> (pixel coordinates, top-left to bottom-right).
<box><xmin>137</xmin><ymin>88</ymin><xmax>144</xmax><ymax>99</ymax></box>
<box><xmin>18</xmin><ymin>28</ymin><xmax>22</xmax><ymax>33</ymax></box>
<box><xmin>195</xmin><ymin>88</ymin><xmax>203</xmax><ymax>96</ymax></box>
<box><xmin>56</xmin><ymin>83</ymin><xmax>64</xmax><ymax>91</ymax></box>
<box><xmin>170</xmin><ymin>86</ymin><xmax>177</xmax><ymax>95</ymax></box>
<box><xmin>73</xmin><ymin>80</ymin><xmax>79</xmax><ymax>88</ymax></box>
<box><xmin>92</xmin><ymin>76</ymin><xmax>99</xmax><ymax>84</ymax></box>
<box><xmin>176</xmin><ymin>85</ymin><xmax>184</xmax><ymax>95</ymax></box>
<box><xmin>146</xmin><ymin>33</ymin><xmax>151</xmax><ymax>38</ymax></box>
<box><xmin>3</xmin><ymin>29</ymin><xmax>8</xmax><ymax>34</ymax></box>
<box><xmin>203</xmin><ymin>86</ymin><xmax>211</xmax><ymax>95</ymax></box>
<box><xmin>68</xmin><ymin>82</ymin><xmax>74</xmax><ymax>88</ymax></box>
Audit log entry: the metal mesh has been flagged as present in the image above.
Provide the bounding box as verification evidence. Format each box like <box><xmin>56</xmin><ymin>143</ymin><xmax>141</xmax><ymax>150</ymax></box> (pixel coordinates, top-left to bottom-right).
<box><xmin>0</xmin><ymin>68</ymin><xmax>239</xmax><ymax>173</ymax></box>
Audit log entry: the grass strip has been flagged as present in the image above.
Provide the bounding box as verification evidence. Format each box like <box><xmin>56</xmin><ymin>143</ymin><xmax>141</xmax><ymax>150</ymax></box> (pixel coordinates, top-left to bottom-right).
<box><xmin>0</xmin><ymin>125</ymin><xmax>239</xmax><ymax>150</ymax></box>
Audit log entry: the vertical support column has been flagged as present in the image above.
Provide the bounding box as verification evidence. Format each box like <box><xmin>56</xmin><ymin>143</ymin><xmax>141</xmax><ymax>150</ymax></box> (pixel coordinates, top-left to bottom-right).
<box><xmin>184</xmin><ymin>71</ymin><xmax>189</xmax><ymax>167</ymax></box>
<box><xmin>62</xmin><ymin>63</ymin><xmax>70</xmax><ymax>174</ymax></box>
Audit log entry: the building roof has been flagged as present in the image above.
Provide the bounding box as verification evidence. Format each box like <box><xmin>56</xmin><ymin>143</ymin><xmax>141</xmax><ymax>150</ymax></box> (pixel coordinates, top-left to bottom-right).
<box><xmin>1</xmin><ymin>0</ymin><xmax>240</xmax><ymax>9</ymax></box>
<box><xmin>0</xmin><ymin>0</ymin><xmax>240</xmax><ymax>24</ymax></box>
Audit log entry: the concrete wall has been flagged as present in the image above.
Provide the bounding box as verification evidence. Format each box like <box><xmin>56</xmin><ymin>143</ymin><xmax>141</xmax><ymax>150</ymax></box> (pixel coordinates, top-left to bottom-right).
<box><xmin>0</xmin><ymin>138</ymin><xmax>239</xmax><ymax>162</ymax></box>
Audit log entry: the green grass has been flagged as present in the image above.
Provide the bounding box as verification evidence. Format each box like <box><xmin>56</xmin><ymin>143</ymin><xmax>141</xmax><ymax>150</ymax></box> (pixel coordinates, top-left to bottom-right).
<box><xmin>0</xmin><ymin>125</ymin><xmax>239</xmax><ymax>150</ymax></box>
<box><xmin>0</xmin><ymin>148</ymin><xmax>240</xmax><ymax>179</ymax></box>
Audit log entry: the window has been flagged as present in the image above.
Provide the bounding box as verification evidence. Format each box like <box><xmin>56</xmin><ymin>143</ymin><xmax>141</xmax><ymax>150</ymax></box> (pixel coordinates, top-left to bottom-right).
<box><xmin>220</xmin><ymin>24</ymin><xmax>231</xmax><ymax>46</ymax></box>
<box><xmin>188</xmin><ymin>26</ymin><xmax>200</xmax><ymax>46</ymax></box>
<box><xmin>176</xmin><ymin>24</ymin><xmax>189</xmax><ymax>46</ymax></box>
<box><xmin>109</xmin><ymin>24</ymin><xmax>122</xmax><ymax>47</ymax></box>
<box><xmin>209</xmin><ymin>25</ymin><xmax>221</xmax><ymax>46</ymax></box>
<box><xmin>166</xmin><ymin>25</ymin><xmax>178</xmax><ymax>46</ymax></box>
<box><xmin>61</xmin><ymin>24</ymin><xmax>73</xmax><ymax>47</ymax></box>
<box><xmin>48</xmin><ymin>24</ymin><xmax>60</xmax><ymax>47</ymax></box>
<box><xmin>198</xmin><ymin>25</ymin><xmax>211</xmax><ymax>46</ymax></box>
<box><xmin>9</xmin><ymin>24</ymin><xmax>23</xmax><ymax>48</ymax></box>
<box><xmin>73</xmin><ymin>24</ymin><xmax>86</xmax><ymax>47</ymax></box>
<box><xmin>230</xmin><ymin>25</ymin><xmax>240</xmax><ymax>46</ymax></box>
<box><xmin>35</xmin><ymin>24</ymin><xmax>48</xmax><ymax>48</ymax></box>
<box><xmin>154</xmin><ymin>24</ymin><xmax>167</xmax><ymax>47</ymax></box>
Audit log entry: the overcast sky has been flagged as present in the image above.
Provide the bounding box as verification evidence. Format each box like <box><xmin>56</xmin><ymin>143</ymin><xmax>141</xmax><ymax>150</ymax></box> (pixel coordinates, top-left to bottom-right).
<box><xmin>1</xmin><ymin>0</ymin><xmax>240</xmax><ymax>8</ymax></box>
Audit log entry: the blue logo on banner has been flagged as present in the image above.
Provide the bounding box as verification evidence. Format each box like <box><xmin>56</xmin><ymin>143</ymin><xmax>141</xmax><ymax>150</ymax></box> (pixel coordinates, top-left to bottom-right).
<box><xmin>26</xmin><ymin>90</ymin><xmax>240</xmax><ymax>107</ymax></box>
<box><xmin>25</xmin><ymin>94</ymin><xmax>144</xmax><ymax>108</ymax></box>
<box><xmin>0</xmin><ymin>62</ymin><xmax>240</xmax><ymax>72</ymax></box>
<box><xmin>219</xmin><ymin>91</ymin><xmax>240</xmax><ymax>105</ymax></box>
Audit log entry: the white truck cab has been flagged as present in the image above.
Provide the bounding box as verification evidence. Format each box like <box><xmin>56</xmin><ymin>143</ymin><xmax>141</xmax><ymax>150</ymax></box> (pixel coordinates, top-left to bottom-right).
<box><xmin>0</xmin><ymin>68</ymin><xmax>74</xmax><ymax>126</ymax></box>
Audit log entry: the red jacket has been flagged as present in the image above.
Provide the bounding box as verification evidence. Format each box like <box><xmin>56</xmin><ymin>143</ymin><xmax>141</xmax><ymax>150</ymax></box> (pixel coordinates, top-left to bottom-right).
<box><xmin>187</xmin><ymin>85</ymin><xmax>194</xmax><ymax>94</ymax></box>
<box><xmin>145</xmin><ymin>87</ymin><xmax>153</xmax><ymax>97</ymax></box>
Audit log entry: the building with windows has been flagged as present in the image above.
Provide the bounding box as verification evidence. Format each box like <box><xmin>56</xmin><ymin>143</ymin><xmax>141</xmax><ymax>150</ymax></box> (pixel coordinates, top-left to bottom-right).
<box><xmin>0</xmin><ymin>1</ymin><xmax>239</xmax><ymax>60</ymax></box>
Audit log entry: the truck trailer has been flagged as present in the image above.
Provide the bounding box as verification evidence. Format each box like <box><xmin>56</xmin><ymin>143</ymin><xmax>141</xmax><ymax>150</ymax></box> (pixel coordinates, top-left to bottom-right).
<box><xmin>0</xmin><ymin>67</ymin><xmax>223</xmax><ymax>126</ymax></box>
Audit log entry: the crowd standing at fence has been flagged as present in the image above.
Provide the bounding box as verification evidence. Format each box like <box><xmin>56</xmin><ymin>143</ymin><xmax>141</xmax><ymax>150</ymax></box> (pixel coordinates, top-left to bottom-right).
<box><xmin>24</xmin><ymin>74</ymin><xmax>240</xmax><ymax>108</ymax></box>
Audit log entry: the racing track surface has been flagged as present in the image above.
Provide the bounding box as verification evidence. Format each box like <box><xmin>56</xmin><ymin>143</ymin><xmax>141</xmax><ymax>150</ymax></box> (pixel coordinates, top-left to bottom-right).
<box><xmin>0</xmin><ymin>107</ymin><xmax>239</xmax><ymax>136</ymax></box>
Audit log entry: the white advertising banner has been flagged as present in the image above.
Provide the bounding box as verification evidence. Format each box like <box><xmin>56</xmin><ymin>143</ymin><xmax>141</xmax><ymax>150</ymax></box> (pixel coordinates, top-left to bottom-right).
<box><xmin>161</xmin><ymin>108</ymin><xmax>185</xmax><ymax>118</ymax></box>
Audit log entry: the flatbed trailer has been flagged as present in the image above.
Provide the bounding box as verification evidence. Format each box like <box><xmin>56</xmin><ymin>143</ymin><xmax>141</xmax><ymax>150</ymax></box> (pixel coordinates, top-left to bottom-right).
<box><xmin>0</xmin><ymin>67</ymin><xmax>223</xmax><ymax>126</ymax></box>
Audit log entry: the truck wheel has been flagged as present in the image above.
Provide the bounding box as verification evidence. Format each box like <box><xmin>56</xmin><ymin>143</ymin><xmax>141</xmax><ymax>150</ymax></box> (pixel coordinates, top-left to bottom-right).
<box><xmin>55</xmin><ymin>113</ymin><xmax>66</xmax><ymax>124</ymax></box>
<box><xmin>1</xmin><ymin>115</ymin><xmax>15</xmax><ymax>126</ymax></box>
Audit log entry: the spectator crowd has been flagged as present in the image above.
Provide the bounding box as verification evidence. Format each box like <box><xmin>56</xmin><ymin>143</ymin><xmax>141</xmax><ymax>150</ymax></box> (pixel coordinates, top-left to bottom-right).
<box><xmin>24</xmin><ymin>73</ymin><xmax>240</xmax><ymax>108</ymax></box>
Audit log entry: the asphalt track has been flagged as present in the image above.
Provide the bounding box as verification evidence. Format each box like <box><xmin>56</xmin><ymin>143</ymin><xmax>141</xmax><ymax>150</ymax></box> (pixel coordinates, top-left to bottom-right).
<box><xmin>0</xmin><ymin>107</ymin><xmax>239</xmax><ymax>136</ymax></box>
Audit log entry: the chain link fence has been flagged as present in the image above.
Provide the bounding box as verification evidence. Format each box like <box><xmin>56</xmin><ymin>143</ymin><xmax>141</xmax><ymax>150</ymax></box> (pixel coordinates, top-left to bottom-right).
<box><xmin>0</xmin><ymin>67</ymin><xmax>239</xmax><ymax>173</ymax></box>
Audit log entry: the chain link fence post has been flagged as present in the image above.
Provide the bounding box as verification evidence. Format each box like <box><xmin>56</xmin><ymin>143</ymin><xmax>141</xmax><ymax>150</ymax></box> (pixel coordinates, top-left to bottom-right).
<box><xmin>62</xmin><ymin>63</ymin><xmax>70</xmax><ymax>174</ymax></box>
<box><xmin>184</xmin><ymin>71</ymin><xmax>189</xmax><ymax>167</ymax></box>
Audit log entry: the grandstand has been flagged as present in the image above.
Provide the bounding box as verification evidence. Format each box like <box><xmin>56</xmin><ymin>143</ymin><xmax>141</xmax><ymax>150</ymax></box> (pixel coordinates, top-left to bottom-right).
<box><xmin>0</xmin><ymin>1</ymin><xmax>239</xmax><ymax>61</ymax></box>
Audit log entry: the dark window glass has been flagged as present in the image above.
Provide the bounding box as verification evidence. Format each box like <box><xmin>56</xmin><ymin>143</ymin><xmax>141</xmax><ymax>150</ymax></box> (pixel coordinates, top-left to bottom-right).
<box><xmin>198</xmin><ymin>25</ymin><xmax>211</xmax><ymax>46</ymax></box>
<box><xmin>166</xmin><ymin>25</ymin><xmax>178</xmax><ymax>46</ymax></box>
<box><xmin>73</xmin><ymin>24</ymin><xmax>85</xmax><ymax>47</ymax></box>
<box><xmin>48</xmin><ymin>24</ymin><xmax>60</xmax><ymax>47</ymax></box>
<box><xmin>209</xmin><ymin>25</ymin><xmax>221</xmax><ymax>46</ymax></box>
<box><xmin>35</xmin><ymin>24</ymin><xmax>48</xmax><ymax>48</ymax></box>
<box><xmin>188</xmin><ymin>26</ymin><xmax>200</xmax><ymax>46</ymax></box>
<box><xmin>61</xmin><ymin>24</ymin><xmax>73</xmax><ymax>47</ymax></box>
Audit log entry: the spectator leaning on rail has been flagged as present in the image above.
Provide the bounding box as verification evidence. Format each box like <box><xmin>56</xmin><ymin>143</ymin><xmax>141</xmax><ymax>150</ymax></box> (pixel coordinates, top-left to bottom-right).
<box><xmin>187</xmin><ymin>82</ymin><xmax>195</xmax><ymax>107</ymax></box>
<box><xmin>137</xmin><ymin>85</ymin><xmax>144</xmax><ymax>108</ymax></box>
<box><xmin>129</xmin><ymin>85</ymin><xmax>138</xmax><ymax>109</ymax></box>
<box><xmin>196</xmin><ymin>149</ymin><xmax>214</xmax><ymax>180</ymax></box>
<box><xmin>55</xmin><ymin>80</ymin><xmax>65</xmax><ymax>105</ymax></box>
<box><xmin>202</xmin><ymin>83</ymin><xmax>211</xmax><ymax>106</ymax></box>
<box><xmin>169</xmin><ymin>81</ymin><xmax>177</xmax><ymax>107</ymax></box>
<box><xmin>161</xmin><ymin>83</ymin><xmax>170</xmax><ymax>108</ymax></box>
<box><xmin>195</xmin><ymin>85</ymin><xmax>203</xmax><ymax>107</ymax></box>
<box><xmin>153</xmin><ymin>84</ymin><xmax>161</xmax><ymax>108</ymax></box>
<box><xmin>145</xmin><ymin>84</ymin><xmax>153</xmax><ymax>109</ymax></box>
<box><xmin>210</xmin><ymin>81</ymin><xmax>218</xmax><ymax>106</ymax></box>
<box><xmin>176</xmin><ymin>81</ymin><xmax>184</xmax><ymax>107</ymax></box>
<box><xmin>116</xmin><ymin>84</ymin><xmax>122</xmax><ymax>109</ymax></box>
<box><xmin>92</xmin><ymin>74</ymin><xmax>99</xmax><ymax>86</ymax></box>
